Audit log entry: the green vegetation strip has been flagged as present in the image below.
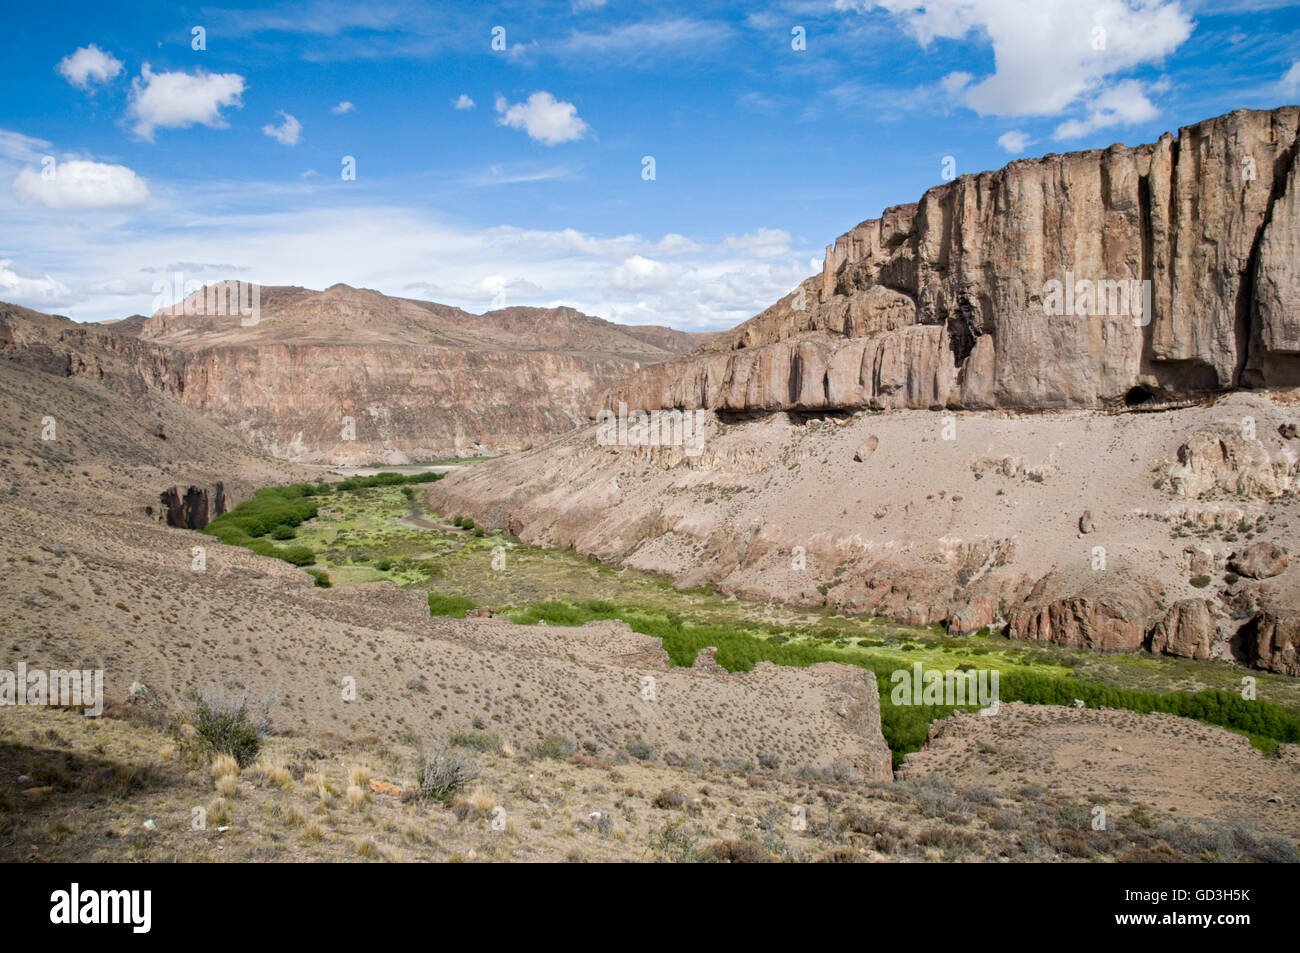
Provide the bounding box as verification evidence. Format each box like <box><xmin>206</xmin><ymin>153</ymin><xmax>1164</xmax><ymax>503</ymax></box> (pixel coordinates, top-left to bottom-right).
<box><xmin>202</xmin><ymin>472</ymin><xmax>443</xmax><ymax>575</ymax></box>
<box><xmin>501</xmin><ymin>599</ymin><xmax>1300</xmax><ymax>767</ymax></box>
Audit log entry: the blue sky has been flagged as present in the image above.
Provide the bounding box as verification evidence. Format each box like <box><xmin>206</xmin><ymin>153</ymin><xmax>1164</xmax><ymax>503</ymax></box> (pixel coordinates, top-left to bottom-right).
<box><xmin>2</xmin><ymin>0</ymin><xmax>1299</xmax><ymax>328</ymax></box>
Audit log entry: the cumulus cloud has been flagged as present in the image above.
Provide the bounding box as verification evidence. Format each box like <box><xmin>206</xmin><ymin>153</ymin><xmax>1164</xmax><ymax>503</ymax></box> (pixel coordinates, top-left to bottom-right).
<box><xmin>859</xmin><ymin>0</ymin><xmax>1192</xmax><ymax>118</ymax></box>
<box><xmin>128</xmin><ymin>64</ymin><xmax>245</xmax><ymax>140</ymax></box>
<box><xmin>997</xmin><ymin>130</ymin><xmax>1031</xmax><ymax>152</ymax></box>
<box><xmin>262</xmin><ymin>111</ymin><xmax>302</xmax><ymax>145</ymax></box>
<box><xmin>1052</xmin><ymin>79</ymin><xmax>1160</xmax><ymax>139</ymax></box>
<box><xmin>454</xmin><ymin>94</ymin><xmax>476</xmax><ymax>110</ymax></box>
<box><xmin>12</xmin><ymin>159</ymin><xmax>150</xmax><ymax>209</ymax></box>
<box><xmin>495</xmin><ymin>91</ymin><xmax>590</xmax><ymax>145</ymax></box>
<box><xmin>330</xmin><ymin>101</ymin><xmax>355</xmax><ymax>114</ymax></box>
<box><xmin>56</xmin><ymin>44</ymin><xmax>123</xmax><ymax>89</ymax></box>
<box><xmin>0</xmin><ymin>260</ymin><xmax>75</xmax><ymax>309</ymax></box>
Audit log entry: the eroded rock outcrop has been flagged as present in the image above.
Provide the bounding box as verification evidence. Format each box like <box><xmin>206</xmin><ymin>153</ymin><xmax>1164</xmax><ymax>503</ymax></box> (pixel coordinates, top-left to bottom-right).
<box><xmin>157</xmin><ymin>483</ymin><xmax>231</xmax><ymax>529</ymax></box>
<box><xmin>605</xmin><ymin>107</ymin><xmax>1300</xmax><ymax>417</ymax></box>
<box><xmin>1007</xmin><ymin>569</ymin><xmax>1161</xmax><ymax>652</ymax></box>
<box><xmin>1148</xmin><ymin>599</ymin><xmax>1215</xmax><ymax>660</ymax></box>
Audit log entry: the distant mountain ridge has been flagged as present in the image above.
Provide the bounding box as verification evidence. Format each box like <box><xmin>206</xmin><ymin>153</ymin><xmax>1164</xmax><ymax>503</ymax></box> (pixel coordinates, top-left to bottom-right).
<box><xmin>3</xmin><ymin>285</ymin><xmax>712</xmax><ymax>464</ymax></box>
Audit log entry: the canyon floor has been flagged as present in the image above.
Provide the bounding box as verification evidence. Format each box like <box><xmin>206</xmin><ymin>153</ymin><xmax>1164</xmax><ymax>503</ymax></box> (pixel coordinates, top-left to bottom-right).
<box><xmin>2</xmin><ymin>357</ymin><xmax>1299</xmax><ymax>860</ymax></box>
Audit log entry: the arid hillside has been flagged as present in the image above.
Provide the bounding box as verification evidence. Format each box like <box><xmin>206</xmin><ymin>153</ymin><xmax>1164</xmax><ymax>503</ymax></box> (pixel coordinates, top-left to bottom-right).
<box><xmin>3</xmin><ymin>329</ymin><xmax>1297</xmax><ymax>861</ymax></box>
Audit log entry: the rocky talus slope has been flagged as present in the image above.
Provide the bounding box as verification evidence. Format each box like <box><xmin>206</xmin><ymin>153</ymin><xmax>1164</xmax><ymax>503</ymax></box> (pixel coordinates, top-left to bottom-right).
<box><xmin>427</xmin><ymin>394</ymin><xmax>1299</xmax><ymax>672</ymax></box>
<box><xmin>607</xmin><ymin>107</ymin><xmax>1300</xmax><ymax>417</ymax></box>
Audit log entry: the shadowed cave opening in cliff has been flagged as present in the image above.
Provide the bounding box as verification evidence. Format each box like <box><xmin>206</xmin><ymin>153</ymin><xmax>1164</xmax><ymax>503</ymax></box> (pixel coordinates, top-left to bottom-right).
<box><xmin>1124</xmin><ymin>385</ymin><xmax>1156</xmax><ymax>408</ymax></box>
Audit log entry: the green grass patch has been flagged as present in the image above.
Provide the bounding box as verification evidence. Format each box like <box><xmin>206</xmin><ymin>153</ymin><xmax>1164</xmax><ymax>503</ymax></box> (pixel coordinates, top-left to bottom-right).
<box><xmin>502</xmin><ymin>598</ymin><xmax>1300</xmax><ymax>767</ymax></box>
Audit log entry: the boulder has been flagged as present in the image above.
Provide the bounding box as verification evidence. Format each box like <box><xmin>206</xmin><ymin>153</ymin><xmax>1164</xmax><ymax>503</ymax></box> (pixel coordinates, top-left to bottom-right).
<box><xmin>1229</xmin><ymin>543</ymin><xmax>1288</xmax><ymax>579</ymax></box>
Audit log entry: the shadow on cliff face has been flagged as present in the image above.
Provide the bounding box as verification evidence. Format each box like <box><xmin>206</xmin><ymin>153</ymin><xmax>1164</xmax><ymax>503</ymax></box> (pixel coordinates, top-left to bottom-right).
<box><xmin>151</xmin><ymin>483</ymin><xmax>230</xmax><ymax>529</ymax></box>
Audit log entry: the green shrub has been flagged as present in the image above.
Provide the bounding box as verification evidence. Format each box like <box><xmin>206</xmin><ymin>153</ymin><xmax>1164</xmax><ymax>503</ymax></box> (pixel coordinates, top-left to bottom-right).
<box><xmin>473</xmin><ymin>527</ymin><xmax>485</xmax><ymax>537</ymax></box>
<box><xmin>461</xmin><ymin>518</ymin><xmax>475</xmax><ymax>530</ymax></box>
<box><xmin>270</xmin><ymin>525</ymin><xmax>295</xmax><ymax>540</ymax></box>
<box><xmin>188</xmin><ymin>688</ymin><xmax>273</xmax><ymax>768</ymax></box>
<box><xmin>1190</xmin><ymin>575</ymin><xmax>1212</xmax><ymax>588</ymax></box>
<box><xmin>375</xmin><ymin>559</ymin><xmax>393</xmax><ymax>571</ymax></box>
<box><xmin>448</xmin><ymin>730</ymin><xmax>502</xmax><ymax>753</ymax></box>
<box><xmin>277</xmin><ymin>545</ymin><xmax>316</xmax><ymax>566</ymax></box>
<box><xmin>428</xmin><ymin>593</ymin><xmax>476</xmax><ymax>617</ymax></box>
<box><xmin>531</xmin><ymin>735</ymin><xmax>576</xmax><ymax>760</ymax></box>
<box><xmin>306</xmin><ymin>569</ymin><xmax>331</xmax><ymax>588</ymax></box>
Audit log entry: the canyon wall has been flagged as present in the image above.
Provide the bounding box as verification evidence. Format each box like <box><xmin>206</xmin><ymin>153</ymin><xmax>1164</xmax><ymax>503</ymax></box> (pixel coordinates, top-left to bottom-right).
<box><xmin>606</xmin><ymin>107</ymin><xmax>1300</xmax><ymax>416</ymax></box>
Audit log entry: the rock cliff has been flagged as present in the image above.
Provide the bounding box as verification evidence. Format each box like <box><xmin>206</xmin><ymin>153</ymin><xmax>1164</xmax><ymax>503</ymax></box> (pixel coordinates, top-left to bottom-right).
<box><xmin>606</xmin><ymin>107</ymin><xmax>1300</xmax><ymax>417</ymax></box>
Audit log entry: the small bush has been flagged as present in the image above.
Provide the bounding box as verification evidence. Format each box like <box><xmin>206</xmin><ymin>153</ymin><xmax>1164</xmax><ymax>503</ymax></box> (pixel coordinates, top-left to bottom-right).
<box><xmin>188</xmin><ymin>689</ymin><xmax>273</xmax><ymax>768</ymax></box>
<box><xmin>531</xmin><ymin>735</ymin><xmax>576</xmax><ymax>760</ymax></box>
<box><xmin>448</xmin><ymin>730</ymin><xmax>502</xmax><ymax>753</ymax></box>
<box><xmin>428</xmin><ymin>593</ymin><xmax>476</xmax><ymax>617</ymax></box>
<box><xmin>461</xmin><ymin>518</ymin><xmax>475</xmax><ymax>531</ymax></box>
<box><xmin>270</xmin><ymin>525</ymin><xmax>295</xmax><ymax>540</ymax></box>
<box><xmin>1190</xmin><ymin>574</ymin><xmax>1211</xmax><ymax>588</ymax></box>
<box><xmin>306</xmin><ymin>569</ymin><xmax>331</xmax><ymax>588</ymax></box>
<box><xmin>416</xmin><ymin>745</ymin><xmax>480</xmax><ymax>805</ymax></box>
<box><xmin>473</xmin><ymin>527</ymin><xmax>485</xmax><ymax>538</ymax></box>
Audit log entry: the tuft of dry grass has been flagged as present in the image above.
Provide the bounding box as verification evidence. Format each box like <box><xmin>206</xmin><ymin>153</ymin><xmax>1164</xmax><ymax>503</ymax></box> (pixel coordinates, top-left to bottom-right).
<box><xmin>346</xmin><ymin>784</ymin><xmax>369</xmax><ymax>811</ymax></box>
<box><xmin>210</xmin><ymin>753</ymin><xmax>239</xmax><ymax>782</ymax></box>
<box><xmin>214</xmin><ymin>774</ymin><xmax>238</xmax><ymax>798</ymax></box>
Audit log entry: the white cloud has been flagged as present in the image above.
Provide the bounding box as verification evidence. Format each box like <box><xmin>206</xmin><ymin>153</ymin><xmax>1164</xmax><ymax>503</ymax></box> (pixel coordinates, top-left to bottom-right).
<box><xmin>494</xmin><ymin>91</ymin><xmax>590</xmax><ymax>145</ymax></box>
<box><xmin>559</xmin><ymin>18</ymin><xmax>730</xmax><ymax>62</ymax></box>
<box><xmin>262</xmin><ymin>111</ymin><xmax>302</xmax><ymax>145</ymax></box>
<box><xmin>454</xmin><ymin>94</ymin><xmax>476</xmax><ymax>110</ymax></box>
<box><xmin>0</xmin><ymin>260</ymin><xmax>75</xmax><ymax>309</ymax></box>
<box><xmin>0</xmin><ymin>129</ymin><xmax>52</xmax><ymax>163</ymax></box>
<box><xmin>862</xmin><ymin>0</ymin><xmax>1193</xmax><ymax>117</ymax></box>
<box><xmin>13</xmin><ymin>159</ymin><xmax>150</xmax><ymax>209</ymax></box>
<box><xmin>997</xmin><ymin>130</ymin><xmax>1030</xmax><ymax>152</ymax></box>
<box><xmin>1281</xmin><ymin>59</ymin><xmax>1300</xmax><ymax>96</ymax></box>
<box><xmin>56</xmin><ymin>44</ymin><xmax>124</xmax><ymax>89</ymax></box>
<box><xmin>723</xmin><ymin>228</ymin><xmax>791</xmax><ymax>258</ymax></box>
<box><xmin>331</xmin><ymin>101</ymin><xmax>355</xmax><ymax>114</ymax></box>
<box><xmin>1052</xmin><ymin>79</ymin><xmax>1160</xmax><ymax>139</ymax></box>
<box><xmin>87</xmin><ymin>277</ymin><xmax>148</xmax><ymax>295</ymax></box>
<box><xmin>128</xmin><ymin>64</ymin><xmax>245</xmax><ymax>140</ymax></box>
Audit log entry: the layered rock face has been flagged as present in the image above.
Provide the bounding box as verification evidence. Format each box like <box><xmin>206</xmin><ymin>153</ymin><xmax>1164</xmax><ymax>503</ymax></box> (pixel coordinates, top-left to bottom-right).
<box><xmin>607</xmin><ymin>107</ymin><xmax>1300</xmax><ymax>416</ymax></box>
<box><xmin>3</xmin><ymin>284</ymin><xmax>704</xmax><ymax>465</ymax></box>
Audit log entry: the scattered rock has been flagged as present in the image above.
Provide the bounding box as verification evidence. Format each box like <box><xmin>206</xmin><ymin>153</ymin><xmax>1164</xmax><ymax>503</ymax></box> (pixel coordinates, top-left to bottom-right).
<box><xmin>853</xmin><ymin>436</ymin><xmax>879</xmax><ymax>462</ymax></box>
<box><xmin>1079</xmin><ymin>511</ymin><xmax>1095</xmax><ymax>534</ymax></box>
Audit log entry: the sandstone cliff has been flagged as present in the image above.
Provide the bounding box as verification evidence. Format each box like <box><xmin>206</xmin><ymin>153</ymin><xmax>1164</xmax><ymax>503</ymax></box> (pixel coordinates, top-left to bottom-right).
<box><xmin>606</xmin><ymin>107</ymin><xmax>1300</xmax><ymax>417</ymax></box>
